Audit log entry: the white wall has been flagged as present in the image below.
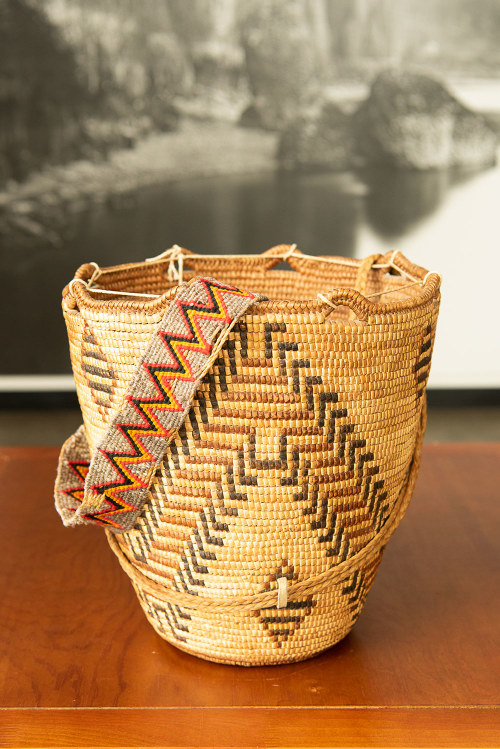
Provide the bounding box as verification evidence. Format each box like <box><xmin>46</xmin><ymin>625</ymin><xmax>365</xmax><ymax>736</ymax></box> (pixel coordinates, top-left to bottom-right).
<box><xmin>357</xmin><ymin>160</ymin><xmax>500</xmax><ymax>388</ymax></box>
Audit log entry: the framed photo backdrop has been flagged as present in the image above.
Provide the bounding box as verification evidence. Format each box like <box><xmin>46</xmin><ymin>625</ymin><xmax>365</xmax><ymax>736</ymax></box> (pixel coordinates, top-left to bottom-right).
<box><xmin>1</xmin><ymin>0</ymin><xmax>499</xmax><ymax>397</ymax></box>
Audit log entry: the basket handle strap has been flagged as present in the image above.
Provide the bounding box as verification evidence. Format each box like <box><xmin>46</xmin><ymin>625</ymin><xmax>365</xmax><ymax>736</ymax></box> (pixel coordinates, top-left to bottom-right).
<box><xmin>55</xmin><ymin>276</ymin><xmax>266</xmax><ymax>533</ymax></box>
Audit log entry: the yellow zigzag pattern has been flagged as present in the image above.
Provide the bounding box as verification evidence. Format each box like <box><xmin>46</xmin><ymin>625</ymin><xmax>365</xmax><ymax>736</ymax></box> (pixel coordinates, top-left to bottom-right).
<box><xmin>82</xmin><ymin>279</ymin><xmax>255</xmax><ymax>529</ymax></box>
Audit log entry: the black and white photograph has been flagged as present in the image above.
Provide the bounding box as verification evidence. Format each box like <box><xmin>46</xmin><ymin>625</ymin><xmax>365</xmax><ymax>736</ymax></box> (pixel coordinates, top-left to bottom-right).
<box><xmin>0</xmin><ymin>2</ymin><xmax>498</xmax><ymax>747</ymax></box>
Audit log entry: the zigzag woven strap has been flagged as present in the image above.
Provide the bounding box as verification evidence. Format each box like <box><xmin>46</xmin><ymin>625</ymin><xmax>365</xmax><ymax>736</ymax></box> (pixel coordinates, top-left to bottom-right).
<box><xmin>55</xmin><ymin>277</ymin><xmax>265</xmax><ymax>532</ymax></box>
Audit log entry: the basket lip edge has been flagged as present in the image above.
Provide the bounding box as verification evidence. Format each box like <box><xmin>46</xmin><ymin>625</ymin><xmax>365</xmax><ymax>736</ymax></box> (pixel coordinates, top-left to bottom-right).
<box><xmin>63</xmin><ymin>250</ymin><xmax>441</xmax><ymax>318</ymax></box>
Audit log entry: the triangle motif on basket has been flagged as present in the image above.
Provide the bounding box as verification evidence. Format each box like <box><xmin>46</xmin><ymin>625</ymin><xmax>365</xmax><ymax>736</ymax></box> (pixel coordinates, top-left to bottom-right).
<box><xmin>81</xmin><ymin>324</ymin><xmax>117</xmax><ymax>419</ymax></box>
<box><xmin>255</xmin><ymin>561</ymin><xmax>316</xmax><ymax>649</ymax></box>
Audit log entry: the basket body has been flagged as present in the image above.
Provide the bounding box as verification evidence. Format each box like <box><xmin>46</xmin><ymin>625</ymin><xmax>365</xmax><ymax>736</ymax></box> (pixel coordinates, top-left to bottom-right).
<box><xmin>60</xmin><ymin>247</ymin><xmax>440</xmax><ymax>665</ymax></box>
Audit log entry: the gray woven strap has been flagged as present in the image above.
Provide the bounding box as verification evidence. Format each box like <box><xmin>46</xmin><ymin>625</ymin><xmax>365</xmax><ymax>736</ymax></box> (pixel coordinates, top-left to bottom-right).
<box><xmin>55</xmin><ymin>276</ymin><xmax>265</xmax><ymax>532</ymax></box>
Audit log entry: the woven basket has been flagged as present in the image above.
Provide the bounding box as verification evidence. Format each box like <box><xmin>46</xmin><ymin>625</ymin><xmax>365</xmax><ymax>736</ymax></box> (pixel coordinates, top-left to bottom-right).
<box><xmin>55</xmin><ymin>244</ymin><xmax>441</xmax><ymax>666</ymax></box>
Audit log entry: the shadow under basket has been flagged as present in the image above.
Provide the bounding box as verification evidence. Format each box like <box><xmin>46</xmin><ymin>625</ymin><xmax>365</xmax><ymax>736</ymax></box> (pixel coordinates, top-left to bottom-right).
<box><xmin>55</xmin><ymin>244</ymin><xmax>441</xmax><ymax>666</ymax></box>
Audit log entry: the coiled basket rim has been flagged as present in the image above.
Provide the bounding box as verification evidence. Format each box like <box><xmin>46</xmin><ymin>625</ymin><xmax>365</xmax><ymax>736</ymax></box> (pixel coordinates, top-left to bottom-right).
<box><xmin>63</xmin><ymin>245</ymin><xmax>441</xmax><ymax>318</ymax></box>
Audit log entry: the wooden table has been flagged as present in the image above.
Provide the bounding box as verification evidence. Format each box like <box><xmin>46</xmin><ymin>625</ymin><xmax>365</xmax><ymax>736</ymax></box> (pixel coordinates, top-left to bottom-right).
<box><xmin>0</xmin><ymin>444</ymin><xmax>498</xmax><ymax>748</ymax></box>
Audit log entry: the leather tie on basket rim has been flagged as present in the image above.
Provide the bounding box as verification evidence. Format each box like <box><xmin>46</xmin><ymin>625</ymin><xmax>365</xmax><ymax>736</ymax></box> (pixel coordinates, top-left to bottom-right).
<box><xmin>55</xmin><ymin>276</ymin><xmax>267</xmax><ymax>532</ymax></box>
<box><xmin>105</xmin><ymin>397</ymin><xmax>426</xmax><ymax>612</ymax></box>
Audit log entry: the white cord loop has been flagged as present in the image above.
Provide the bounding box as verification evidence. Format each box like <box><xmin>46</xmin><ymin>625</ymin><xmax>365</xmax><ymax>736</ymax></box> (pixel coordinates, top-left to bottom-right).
<box><xmin>282</xmin><ymin>243</ymin><xmax>297</xmax><ymax>261</ymax></box>
<box><xmin>145</xmin><ymin>244</ymin><xmax>184</xmax><ymax>284</ymax></box>
<box><xmin>68</xmin><ymin>278</ymin><xmax>88</xmax><ymax>297</ymax></box>
<box><xmin>86</xmin><ymin>262</ymin><xmax>102</xmax><ymax>288</ymax></box>
<box><xmin>68</xmin><ymin>277</ymin><xmax>159</xmax><ymax>299</ymax></box>
<box><xmin>372</xmin><ymin>250</ymin><xmax>438</xmax><ymax>286</ymax></box>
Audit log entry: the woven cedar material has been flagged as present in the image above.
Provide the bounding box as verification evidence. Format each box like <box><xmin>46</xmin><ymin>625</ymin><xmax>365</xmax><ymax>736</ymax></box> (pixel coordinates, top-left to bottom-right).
<box><xmin>58</xmin><ymin>245</ymin><xmax>441</xmax><ymax>666</ymax></box>
<box><xmin>56</xmin><ymin>399</ymin><xmax>423</xmax><ymax>616</ymax></box>
<box><xmin>56</xmin><ymin>277</ymin><xmax>265</xmax><ymax>531</ymax></box>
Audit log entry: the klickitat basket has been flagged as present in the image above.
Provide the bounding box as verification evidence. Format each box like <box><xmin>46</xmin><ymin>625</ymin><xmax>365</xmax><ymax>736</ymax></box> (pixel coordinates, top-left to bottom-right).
<box><xmin>55</xmin><ymin>244</ymin><xmax>441</xmax><ymax>666</ymax></box>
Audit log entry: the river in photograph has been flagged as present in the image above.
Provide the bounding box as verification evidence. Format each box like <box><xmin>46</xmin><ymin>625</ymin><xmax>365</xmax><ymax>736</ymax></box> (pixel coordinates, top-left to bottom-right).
<box><xmin>3</xmin><ymin>154</ymin><xmax>500</xmax><ymax>386</ymax></box>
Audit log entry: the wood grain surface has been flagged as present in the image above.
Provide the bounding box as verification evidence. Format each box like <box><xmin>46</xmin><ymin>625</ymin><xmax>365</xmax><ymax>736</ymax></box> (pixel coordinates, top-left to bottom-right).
<box><xmin>0</xmin><ymin>444</ymin><xmax>499</xmax><ymax>747</ymax></box>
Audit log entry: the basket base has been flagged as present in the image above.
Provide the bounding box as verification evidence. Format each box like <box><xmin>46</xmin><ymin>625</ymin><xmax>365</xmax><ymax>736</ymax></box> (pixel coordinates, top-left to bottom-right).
<box><xmin>154</xmin><ymin>621</ymin><xmax>357</xmax><ymax>667</ymax></box>
<box><xmin>131</xmin><ymin>551</ymin><xmax>384</xmax><ymax>667</ymax></box>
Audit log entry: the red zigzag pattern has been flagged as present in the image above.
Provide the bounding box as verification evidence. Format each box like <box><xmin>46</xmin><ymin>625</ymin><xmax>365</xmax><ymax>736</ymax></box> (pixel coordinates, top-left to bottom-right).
<box><xmin>69</xmin><ymin>279</ymin><xmax>257</xmax><ymax>530</ymax></box>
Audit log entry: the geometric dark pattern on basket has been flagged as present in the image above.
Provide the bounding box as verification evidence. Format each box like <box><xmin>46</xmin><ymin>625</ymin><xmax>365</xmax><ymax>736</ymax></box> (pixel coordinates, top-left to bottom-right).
<box><xmin>75</xmin><ymin>278</ymin><xmax>261</xmax><ymax>531</ymax></box>
<box><xmin>136</xmin><ymin>588</ymin><xmax>192</xmax><ymax>644</ymax></box>
<box><xmin>254</xmin><ymin>560</ymin><xmax>316</xmax><ymax>649</ymax></box>
<box><xmin>294</xmin><ymin>403</ymin><xmax>390</xmax><ymax>563</ymax></box>
<box><xmin>126</xmin><ymin>320</ymin><xmax>392</xmax><ymax>647</ymax></box>
<box><xmin>415</xmin><ymin>322</ymin><xmax>433</xmax><ymax>399</ymax></box>
<box><xmin>340</xmin><ymin>553</ymin><xmax>383</xmax><ymax>624</ymax></box>
<box><xmin>81</xmin><ymin>324</ymin><xmax>117</xmax><ymax>419</ymax></box>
